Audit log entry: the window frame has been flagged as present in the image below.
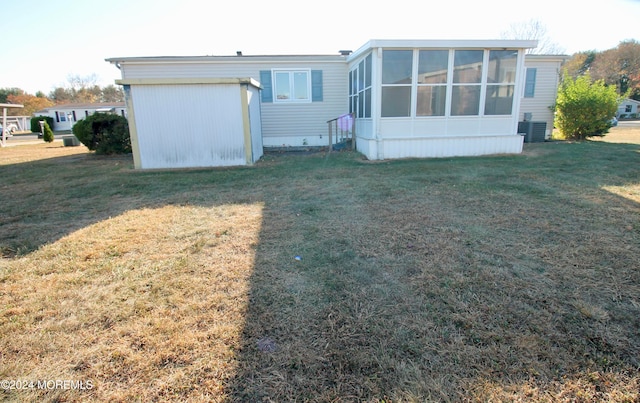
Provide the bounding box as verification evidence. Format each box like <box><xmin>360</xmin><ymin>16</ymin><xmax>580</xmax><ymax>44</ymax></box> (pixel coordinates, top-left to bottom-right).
<box><xmin>379</xmin><ymin>48</ymin><xmax>521</xmax><ymax>119</ymax></box>
<box><xmin>349</xmin><ymin>53</ymin><xmax>373</xmax><ymax>118</ymax></box>
<box><xmin>483</xmin><ymin>50</ymin><xmax>518</xmax><ymax>116</ymax></box>
<box><xmin>381</xmin><ymin>49</ymin><xmax>414</xmax><ymax>117</ymax></box>
<box><xmin>416</xmin><ymin>49</ymin><xmax>450</xmax><ymax>117</ymax></box>
<box><xmin>450</xmin><ymin>49</ymin><xmax>485</xmax><ymax>116</ymax></box>
<box><xmin>272</xmin><ymin>69</ymin><xmax>312</xmax><ymax>103</ymax></box>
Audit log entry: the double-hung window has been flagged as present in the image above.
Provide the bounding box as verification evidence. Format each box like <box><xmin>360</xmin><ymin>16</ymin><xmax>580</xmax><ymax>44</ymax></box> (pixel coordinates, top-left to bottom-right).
<box><xmin>274</xmin><ymin>70</ymin><xmax>311</xmax><ymax>102</ymax></box>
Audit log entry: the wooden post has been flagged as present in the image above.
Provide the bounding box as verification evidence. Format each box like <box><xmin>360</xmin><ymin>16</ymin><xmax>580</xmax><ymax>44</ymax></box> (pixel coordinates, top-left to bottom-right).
<box><xmin>327</xmin><ymin>121</ymin><xmax>332</xmax><ymax>153</ymax></box>
<box><xmin>351</xmin><ymin>113</ymin><xmax>356</xmax><ymax>150</ymax></box>
<box><xmin>1</xmin><ymin>107</ymin><xmax>6</xmax><ymax>147</ymax></box>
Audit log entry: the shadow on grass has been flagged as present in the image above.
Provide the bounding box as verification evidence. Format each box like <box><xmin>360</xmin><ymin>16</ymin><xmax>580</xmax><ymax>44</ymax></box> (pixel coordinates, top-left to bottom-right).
<box><xmin>1</xmin><ymin>140</ymin><xmax>639</xmax><ymax>400</ymax></box>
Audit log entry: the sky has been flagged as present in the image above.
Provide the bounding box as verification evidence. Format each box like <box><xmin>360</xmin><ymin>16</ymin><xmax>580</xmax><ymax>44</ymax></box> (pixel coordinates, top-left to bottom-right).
<box><xmin>2</xmin><ymin>0</ymin><xmax>639</xmax><ymax>95</ymax></box>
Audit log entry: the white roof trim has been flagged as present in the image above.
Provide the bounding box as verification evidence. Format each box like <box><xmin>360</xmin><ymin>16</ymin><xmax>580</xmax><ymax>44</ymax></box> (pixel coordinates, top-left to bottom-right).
<box><xmin>621</xmin><ymin>98</ymin><xmax>640</xmax><ymax>105</ymax></box>
<box><xmin>106</xmin><ymin>55</ymin><xmax>346</xmax><ymax>65</ymax></box>
<box><xmin>116</xmin><ymin>77</ymin><xmax>262</xmax><ymax>89</ymax></box>
<box><xmin>348</xmin><ymin>39</ymin><xmax>538</xmax><ymax>61</ymax></box>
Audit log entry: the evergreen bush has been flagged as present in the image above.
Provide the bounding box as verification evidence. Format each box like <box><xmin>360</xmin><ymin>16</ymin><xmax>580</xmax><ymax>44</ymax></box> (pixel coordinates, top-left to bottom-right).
<box><xmin>42</xmin><ymin>121</ymin><xmax>54</xmax><ymax>143</ymax></box>
<box><xmin>72</xmin><ymin>113</ymin><xmax>131</xmax><ymax>154</ymax></box>
<box><xmin>30</xmin><ymin>116</ymin><xmax>54</xmax><ymax>133</ymax></box>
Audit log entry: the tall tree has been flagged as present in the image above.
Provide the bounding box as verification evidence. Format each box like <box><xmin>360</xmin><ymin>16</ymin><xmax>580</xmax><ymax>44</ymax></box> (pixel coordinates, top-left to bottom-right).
<box><xmin>49</xmin><ymin>74</ymin><xmax>124</xmax><ymax>104</ymax></box>
<box><xmin>568</xmin><ymin>40</ymin><xmax>640</xmax><ymax>100</ymax></box>
<box><xmin>6</xmin><ymin>93</ymin><xmax>54</xmax><ymax>116</ymax></box>
<box><xmin>102</xmin><ymin>85</ymin><xmax>124</xmax><ymax>102</ymax></box>
<box><xmin>0</xmin><ymin>88</ymin><xmax>24</xmax><ymax>104</ymax></box>
<box><xmin>500</xmin><ymin>18</ymin><xmax>566</xmax><ymax>55</ymax></box>
<box><xmin>49</xmin><ymin>87</ymin><xmax>73</xmax><ymax>104</ymax></box>
<box><xmin>67</xmin><ymin>74</ymin><xmax>99</xmax><ymax>90</ymax></box>
<box><xmin>563</xmin><ymin>51</ymin><xmax>597</xmax><ymax>79</ymax></box>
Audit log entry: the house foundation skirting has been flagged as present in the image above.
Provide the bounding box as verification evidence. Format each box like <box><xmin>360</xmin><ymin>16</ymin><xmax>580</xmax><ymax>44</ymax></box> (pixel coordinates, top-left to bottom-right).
<box><xmin>357</xmin><ymin>135</ymin><xmax>524</xmax><ymax>160</ymax></box>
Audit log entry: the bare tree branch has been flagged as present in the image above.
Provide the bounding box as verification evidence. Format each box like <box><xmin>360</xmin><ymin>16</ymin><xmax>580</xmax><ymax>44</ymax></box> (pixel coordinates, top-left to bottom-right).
<box><xmin>500</xmin><ymin>18</ymin><xmax>566</xmax><ymax>55</ymax></box>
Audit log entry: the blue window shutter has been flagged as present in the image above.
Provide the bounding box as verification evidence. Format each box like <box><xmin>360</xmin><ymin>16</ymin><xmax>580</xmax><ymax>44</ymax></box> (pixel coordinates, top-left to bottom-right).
<box><xmin>260</xmin><ymin>70</ymin><xmax>273</xmax><ymax>103</ymax></box>
<box><xmin>524</xmin><ymin>68</ymin><xmax>537</xmax><ymax>98</ymax></box>
<box><xmin>311</xmin><ymin>70</ymin><xmax>323</xmax><ymax>102</ymax></box>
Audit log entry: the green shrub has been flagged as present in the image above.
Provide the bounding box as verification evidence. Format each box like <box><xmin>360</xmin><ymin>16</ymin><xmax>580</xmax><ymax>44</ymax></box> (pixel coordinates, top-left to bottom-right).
<box><xmin>72</xmin><ymin>113</ymin><xmax>131</xmax><ymax>155</ymax></box>
<box><xmin>42</xmin><ymin>121</ymin><xmax>54</xmax><ymax>143</ymax></box>
<box><xmin>31</xmin><ymin>116</ymin><xmax>54</xmax><ymax>133</ymax></box>
<box><xmin>554</xmin><ymin>73</ymin><xmax>620</xmax><ymax>140</ymax></box>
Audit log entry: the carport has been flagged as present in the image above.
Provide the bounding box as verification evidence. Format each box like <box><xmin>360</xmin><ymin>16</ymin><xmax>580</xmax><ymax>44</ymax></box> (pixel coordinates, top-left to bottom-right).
<box><xmin>1</xmin><ymin>103</ymin><xmax>24</xmax><ymax>147</ymax></box>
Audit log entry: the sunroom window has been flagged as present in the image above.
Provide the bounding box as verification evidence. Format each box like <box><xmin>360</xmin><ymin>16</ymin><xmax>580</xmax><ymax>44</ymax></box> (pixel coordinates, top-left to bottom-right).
<box><xmin>381</xmin><ymin>50</ymin><xmax>413</xmax><ymax>117</ymax></box>
<box><xmin>417</xmin><ymin>50</ymin><xmax>449</xmax><ymax>116</ymax></box>
<box><xmin>451</xmin><ymin>50</ymin><xmax>483</xmax><ymax>116</ymax></box>
<box><xmin>377</xmin><ymin>48</ymin><xmax>521</xmax><ymax>118</ymax></box>
<box><xmin>484</xmin><ymin>50</ymin><xmax>517</xmax><ymax>115</ymax></box>
<box><xmin>349</xmin><ymin>54</ymin><xmax>373</xmax><ymax>118</ymax></box>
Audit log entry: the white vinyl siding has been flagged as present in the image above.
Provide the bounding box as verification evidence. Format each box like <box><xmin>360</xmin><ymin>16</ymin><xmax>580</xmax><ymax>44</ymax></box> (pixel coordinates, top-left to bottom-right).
<box><xmin>520</xmin><ymin>57</ymin><xmax>564</xmax><ymax>136</ymax></box>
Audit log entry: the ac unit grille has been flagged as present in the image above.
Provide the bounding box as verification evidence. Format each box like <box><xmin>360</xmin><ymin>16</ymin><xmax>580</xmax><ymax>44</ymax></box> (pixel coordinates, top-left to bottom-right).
<box><xmin>518</xmin><ymin>121</ymin><xmax>547</xmax><ymax>143</ymax></box>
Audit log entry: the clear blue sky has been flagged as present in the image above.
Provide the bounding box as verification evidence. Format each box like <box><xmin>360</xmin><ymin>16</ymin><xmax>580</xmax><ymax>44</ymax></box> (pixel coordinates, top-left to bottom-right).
<box><xmin>2</xmin><ymin>0</ymin><xmax>639</xmax><ymax>95</ymax></box>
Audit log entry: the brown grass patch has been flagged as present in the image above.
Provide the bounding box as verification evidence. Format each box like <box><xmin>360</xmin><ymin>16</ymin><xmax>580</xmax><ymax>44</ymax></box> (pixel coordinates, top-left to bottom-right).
<box><xmin>1</xmin><ymin>203</ymin><xmax>263</xmax><ymax>401</ymax></box>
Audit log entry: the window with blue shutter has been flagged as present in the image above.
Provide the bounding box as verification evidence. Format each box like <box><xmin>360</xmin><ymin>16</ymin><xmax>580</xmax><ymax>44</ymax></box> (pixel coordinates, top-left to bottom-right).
<box><xmin>260</xmin><ymin>70</ymin><xmax>273</xmax><ymax>103</ymax></box>
<box><xmin>524</xmin><ymin>68</ymin><xmax>536</xmax><ymax>98</ymax></box>
<box><xmin>260</xmin><ymin>69</ymin><xmax>322</xmax><ymax>103</ymax></box>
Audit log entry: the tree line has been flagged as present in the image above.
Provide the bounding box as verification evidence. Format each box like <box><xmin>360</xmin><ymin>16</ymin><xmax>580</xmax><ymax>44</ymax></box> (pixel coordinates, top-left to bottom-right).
<box><xmin>501</xmin><ymin>19</ymin><xmax>640</xmax><ymax>101</ymax></box>
<box><xmin>564</xmin><ymin>40</ymin><xmax>640</xmax><ymax>100</ymax></box>
<box><xmin>0</xmin><ymin>74</ymin><xmax>124</xmax><ymax>116</ymax></box>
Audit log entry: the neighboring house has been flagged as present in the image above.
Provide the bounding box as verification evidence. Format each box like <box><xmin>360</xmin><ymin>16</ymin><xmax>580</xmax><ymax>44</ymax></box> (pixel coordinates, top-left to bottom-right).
<box><xmin>618</xmin><ymin>98</ymin><xmax>640</xmax><ymax>118</ymax></box>
<box><xmin>519</xmin><ymin>54</ymin><xmax>569</xmax><ymax>139</ymax></box>
<box><xmin>34</xmin><ymin>102</ymin><xmax>126</xmax><ymax>131</ymax></box>
<box><xmin>107</xmin><ymin>39</ymin><xmax>569</xmax><ymax>169</ymax></box>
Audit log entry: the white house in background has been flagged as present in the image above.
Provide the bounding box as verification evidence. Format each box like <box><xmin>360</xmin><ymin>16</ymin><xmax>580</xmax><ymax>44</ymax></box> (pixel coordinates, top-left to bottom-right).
<box><xmin>519</xmin><ymin>54</ymin><xmax>569</xmax><ymax>140</ymax></box>
<box><xmin>34</xmin><ymin>102</ymin><xmax>126</xmax><ymax>131</ymax></box>
<box><xmin>106</xmin><ymin>39</ymin><xmax>571</xmax><ymax>169</ymax></box>
<box><xmin>618</xmin><ymin>98</ymin><xmax>640</xmax><ymax>118</ymax></box>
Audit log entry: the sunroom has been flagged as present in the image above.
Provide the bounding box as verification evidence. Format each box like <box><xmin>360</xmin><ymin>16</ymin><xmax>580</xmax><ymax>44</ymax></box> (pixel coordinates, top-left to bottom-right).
<box><xmin>346</xmin><ymin>40</ymin><xmax>537</xmax><ymax>160</ymax></box>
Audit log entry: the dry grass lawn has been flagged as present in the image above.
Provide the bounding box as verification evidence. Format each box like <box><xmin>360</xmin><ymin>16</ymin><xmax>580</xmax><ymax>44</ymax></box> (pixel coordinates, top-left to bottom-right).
<box><xmin>1</xmin><ymin>127</ymin><xmax>639</xmax><ymax>402</ymax></box>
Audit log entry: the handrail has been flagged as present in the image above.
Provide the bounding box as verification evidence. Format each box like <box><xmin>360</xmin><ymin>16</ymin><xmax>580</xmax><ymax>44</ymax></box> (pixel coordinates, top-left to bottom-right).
<box><xmin>326</xmin><ymin>113</ymin><xmax>356</xmax><ymax>152</ymax></box>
